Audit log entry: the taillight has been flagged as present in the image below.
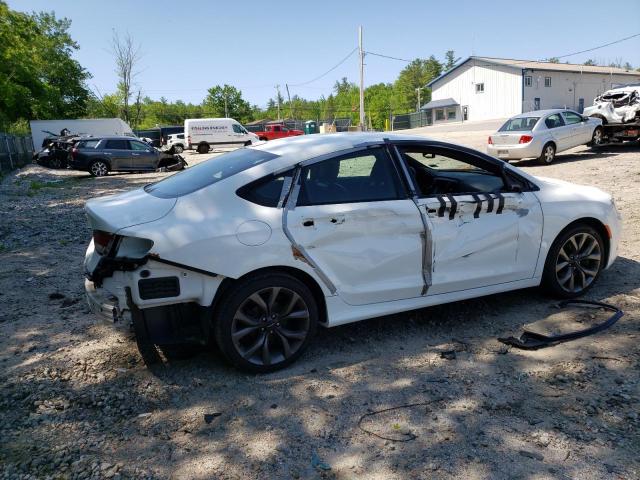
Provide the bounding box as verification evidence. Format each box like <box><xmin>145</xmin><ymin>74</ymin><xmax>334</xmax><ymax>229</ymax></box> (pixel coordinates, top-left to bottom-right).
<box><xmin>72</xmin><ymin>147</ymin><xmax>78</xmax><ymax>159</ymax></box>
<box><xmin>487</xmin><ymin>136</ymin><xmax>493</xmax><ymax>145</ymax></box>
<box><xmin>93</xmin><ymin>230</ymin><xmax>116</xmax><ymax>255</ymax></box>
<box><xmin>519</xmin><ymin>135</ymin><xmax>533</xmax><ymax>144</ymax></box>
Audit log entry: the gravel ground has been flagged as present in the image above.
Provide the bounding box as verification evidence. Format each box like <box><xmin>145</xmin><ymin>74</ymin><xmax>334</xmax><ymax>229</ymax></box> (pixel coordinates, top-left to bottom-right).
<box><xmin>0</xmin><ymin>140</ymin><xmax>639</xmax><ymax>480</ymax></box>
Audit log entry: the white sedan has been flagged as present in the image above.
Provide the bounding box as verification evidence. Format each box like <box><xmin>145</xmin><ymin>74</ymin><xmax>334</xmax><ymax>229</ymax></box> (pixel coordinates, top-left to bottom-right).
<box><xmin>84</xmin><ymin>133</ymin><xmax>621</xmax><ymax>372</ymax></box>
<box><xmin>487</xmin><ymin>109</ymin><xmax>603</xmax><ymax>164</ymax></box>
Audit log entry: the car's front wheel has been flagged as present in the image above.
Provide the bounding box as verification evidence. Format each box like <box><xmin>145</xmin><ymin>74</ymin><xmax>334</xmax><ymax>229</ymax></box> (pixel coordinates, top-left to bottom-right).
<box><xmin>541</xmin><ymin>224</ymin><xmax>605</xmax><ymax>298</ymax></box>
<box><xmin>589</xmin><ymin>127</ymin><xmax>603</xmax><ymax>148</ymax></box>
<box><xmin>537</xmin><ymin>142</ymin><xmax>556</xmax><ymax>165</ymax></box>
<box><xmin>214</xmin><ymin>273</ymin><xmax>318</xmax><ymax>373</ymax></box>
<box><xmin>174</xmin><ymin>145</ymin><xmax>184</xmax><ymax>154</ymax></box>
<box><xmin>89</xmin><ymin>160</ymin><xmax>109</xmax><ymax>177</ymax></box>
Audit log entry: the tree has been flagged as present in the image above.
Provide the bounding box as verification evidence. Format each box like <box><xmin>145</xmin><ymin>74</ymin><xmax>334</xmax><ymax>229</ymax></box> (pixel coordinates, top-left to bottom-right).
<box><xmin>547</xmin><ymin>57</ymin><xmax>560</xmax><ymax>63</ymax></box>
<box><xmin>623</xmin><ymin>62</ymin><xmax>633</xmax><ymax>71</ymax></box>
<box><xmin>444</xmin><ymin>50</ymin><xmax>456</xmax><ymax>71</ymax></box>
<box><xmin>203</xmin><ymin>84</ymin><xmax>253</xmax><ymax>122</ymax></box>
<box><xmin>393</xmin><ymin>57</ymin><xmax>442</xmax><ymax>112</ymax></box>
<box><xmin>583</xmin><ymin>59</ymin><xmax>597</xmax><ymax>66</ymax></box>
<box><xmin>111</xmin><ymin>31</ymin><xmax>142</xmax><ymax>124</ymax></box>
<box><xmin>0</xmin><ymin>1</ymin><xmax>91</xmax><ymax>129</ymax></box>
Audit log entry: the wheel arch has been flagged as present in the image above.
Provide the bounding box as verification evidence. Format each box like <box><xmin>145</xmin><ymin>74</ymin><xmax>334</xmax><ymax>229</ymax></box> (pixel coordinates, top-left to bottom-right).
<box><xmin>548</xmin><ymin>217</ymin><xmax>610</xmax><ymax>266</ymax></box>
<box><xmin>210</xmin><ymin>265</ymin><xmax>328</xmax><ymax>327</ymax></box>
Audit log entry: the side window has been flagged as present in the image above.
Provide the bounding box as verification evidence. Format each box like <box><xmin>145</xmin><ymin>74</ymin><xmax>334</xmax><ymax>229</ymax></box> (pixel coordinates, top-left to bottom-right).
<box><xmin>177</xmin><ymin>134</ymin><xmax>184</xmax><ymax>139</ymax></box>
<box><xmin>104</xmin><ymin>139</ymin><xmax>128</xmax><ymax>150</ymax></box>
<box><xmin>232</xmin><ymin>124</ymin><xmax>243</xmax><ymax>134</ymax></box>
<box><xmin>129</xmin><ymin>140</ymin><xmax>149</xmax><ymax>151</ymax></box>
<box><xmin>237</xmin><ymin>173</ymin><xmax>290</xmax><ymax>208</ymax></box>
<box><xmin>544</xmin><ymin>77</ymin><xmax>552</xmax><ymax>87</ymax></box>
<box><xmin>524</xmin><ymin>76</ymin><xmax>532</xmax><ymax>87</ymax></box>
<box><xmin>545</xmin><ymin>114</ymin><xmax>564</xmax><ymax>129</ymax></box>
<box><xmin>297</xmin><ymin>148</ymin><xmax>403</xmax><ymax>206</ymax></box>
<box><xmin>399</xmin><ymin>147</ymin><xmax>505</xmax><ymax>196</ymax></box>
<box><xmin>475</xmin><ymin>83</ymin><xmax>485</xmax><ymax>93</ymax></box>
<box><xmin>274</xmin><ymin>126</ymin><xmax>281</xmax><ymax>132</ymax></box>
<box><xmin>562</xmin><ymin>112</ymin><xmax>582</xmax><ymax>125</ymax></box>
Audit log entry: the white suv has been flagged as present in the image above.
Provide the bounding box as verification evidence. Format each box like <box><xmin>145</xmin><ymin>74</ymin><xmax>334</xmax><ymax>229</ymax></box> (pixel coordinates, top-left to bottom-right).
<box><xmin>167</xmin><ymin>133</ymin><xmax>186</xmax><ymax>153</ymax></box>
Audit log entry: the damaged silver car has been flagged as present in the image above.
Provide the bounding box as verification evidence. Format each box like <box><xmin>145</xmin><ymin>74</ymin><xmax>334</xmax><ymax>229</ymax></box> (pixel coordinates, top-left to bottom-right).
<box><xmin>584</xmin><ymin>84</ymin><xmax>640</xmax><ymax>124</ymax></box>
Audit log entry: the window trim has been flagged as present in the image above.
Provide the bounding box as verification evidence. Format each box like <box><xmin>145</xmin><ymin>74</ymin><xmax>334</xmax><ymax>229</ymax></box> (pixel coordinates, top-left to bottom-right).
<box><xmin>544</xmin><ymin>113</ymin><xmax>565</xmax><ymax>129</ymax></box>
<box><xmin>103</xmin><ymin>139</ymin><xmax>129</xmax><ymax>150</ymax></box>
<box><xmin>524</xmin><ymin>75</ymin><xmax>532</xmax><ymax>87</ymax></box>
<box><xmin>544</xmin><ymin>76</ymin><xmax>552</xmax><ymax>87</ymax></box>
<box><xmin>475</xmin><ymin>82</ymin><xmax>485</xmax><ymax>93</ymax></box>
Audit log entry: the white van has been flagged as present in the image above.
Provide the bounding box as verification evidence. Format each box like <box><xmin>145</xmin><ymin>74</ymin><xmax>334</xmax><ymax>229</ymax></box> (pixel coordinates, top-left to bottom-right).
<box><xmin>184</xmin><ymin>118</ymin><xmax>259</xmax><ymax>154</ymax></box>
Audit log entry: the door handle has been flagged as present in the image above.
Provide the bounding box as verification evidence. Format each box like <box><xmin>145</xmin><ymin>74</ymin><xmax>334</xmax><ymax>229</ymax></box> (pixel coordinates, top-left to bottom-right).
<box><xmin>302</xmin><ymin>219</ymin><xmax>314</xmax><ymax>227</ymax></box>
<box><xmin>329</xmin><ymin>216</ymin><xmax>345</xmax><ymax>224</ymax></box>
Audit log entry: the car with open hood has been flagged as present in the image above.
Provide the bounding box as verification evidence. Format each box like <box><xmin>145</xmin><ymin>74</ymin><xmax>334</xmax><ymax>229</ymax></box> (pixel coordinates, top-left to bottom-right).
<box><xmin>83</xmin><ymin>133</ymin><xmax>621</xmax><ymax>372</ymax></box>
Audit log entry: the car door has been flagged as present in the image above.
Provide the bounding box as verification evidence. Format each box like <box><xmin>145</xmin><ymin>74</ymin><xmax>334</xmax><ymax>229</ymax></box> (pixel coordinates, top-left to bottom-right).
<box><xmin>396</xmin><ymin>145</ymin><xmax>543</xmax><ymax>295</ymax></box>
<box><xmin>102</xmin><ymin>139</ymin><xmax>131</xmax><ymax>170</ymax></box>
<box><xmin>231</xmin><ymin>123</ymin><xmax>247</xmax><ymax>145</ymax></box>
<box><xmin>543</xmin><ymin>113</ymin><xmax>572</xmax><ymax>152</ymax></box>
<box><xmin>285</xmin><ymin>146</ymin><xmax>424</xmax><ymax>306</ymax></box>
<box><xmin>129</xmin><ymin>140</ymin><xmax>157</xmax><ymax>170</ymax></box>
<box><xmin>562</xmin><ymin>111</ymin><xmax>587</xmax><ymax>148</ymax></box>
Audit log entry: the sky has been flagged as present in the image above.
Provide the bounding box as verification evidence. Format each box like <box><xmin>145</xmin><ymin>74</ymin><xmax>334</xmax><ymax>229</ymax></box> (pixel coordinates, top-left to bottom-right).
<box><xmin>8</xmin><ymin>0</ymin><xmax>640</xmax><ymax>108</ymax></box>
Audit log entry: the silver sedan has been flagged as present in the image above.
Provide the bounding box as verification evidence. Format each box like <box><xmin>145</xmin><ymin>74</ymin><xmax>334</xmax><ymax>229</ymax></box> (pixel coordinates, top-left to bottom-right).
<box><xmin>487</xmin><ymin>109</ymin><xmax>603</xmax><ymax>164</ymax></box>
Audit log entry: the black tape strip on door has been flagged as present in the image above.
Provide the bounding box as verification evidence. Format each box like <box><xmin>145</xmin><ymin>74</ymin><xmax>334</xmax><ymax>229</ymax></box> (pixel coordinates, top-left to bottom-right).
<box><xmin>445</xmin><ymin>194</ymin><xmax>457</xmax><ymax>220</ymax></box>
<box><xmin>482</xmin><ymin>193</ymin><xmax>494</xmax><ymax>213</ymax></box>
<box><xmin>495</xmin><ymin>192</ymin><xmax>505</xmax><ymax>214</ymax></box>
<box><xmin>498</xmin><ymin>300</ymin><xmax>623</xmax><ymax>350</ymax></box>
<box><xmin>470</xmin><ymin>193</ymin><xmax>482</xmax><ymax>218</ymax></box>
<box><xmin>436</xmin><ymin>195</ymin><xmax>447</xmax><ymax>217</ymax></box>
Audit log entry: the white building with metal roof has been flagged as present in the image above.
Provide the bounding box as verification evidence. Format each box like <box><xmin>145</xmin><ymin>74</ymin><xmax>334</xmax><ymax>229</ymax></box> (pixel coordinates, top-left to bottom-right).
<box><xmin>423</xmin><ymin>56</ymin><xmax>640</xmax><ymax>123</ymax></box>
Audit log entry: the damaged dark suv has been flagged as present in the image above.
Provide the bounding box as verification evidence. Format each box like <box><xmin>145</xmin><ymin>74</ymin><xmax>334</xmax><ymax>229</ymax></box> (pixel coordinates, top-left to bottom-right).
<box><xmin>70</xmin><ymin>136</ymin><xmax>185</xmax><ymax>177</ymax></box>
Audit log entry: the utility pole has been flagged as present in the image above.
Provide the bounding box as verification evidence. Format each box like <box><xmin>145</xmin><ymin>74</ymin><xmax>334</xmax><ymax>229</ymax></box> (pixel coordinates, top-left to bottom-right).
<box><xmin>415</xmin><ymin>87</ymin><xmax>424</xmax><ymax>112</ymax></box>
<box><xmin>275</xmin><ymin>85</ymin><xmax>281</xmax><ymax>120</ymax></box>
<box><xmin>358</xmin><ymin>26</ymin><xmax>365</xmax><ymax>131</ymax></box>
<box><xmin>285</xmin><ymin>84</ymin><xmax>294</xmax><ymax>120</ymax></box>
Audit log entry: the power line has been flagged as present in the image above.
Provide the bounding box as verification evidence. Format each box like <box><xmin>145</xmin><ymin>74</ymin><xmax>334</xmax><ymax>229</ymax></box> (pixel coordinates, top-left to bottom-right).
<box><xmin>288</xmin><ymin>47</ymin><xmax>358</xmax><ymax>86</ymax></box>
<box><xmin>365</xmin><ymin>51</ymin><xmax>412</xmax><ymax>63</ymax></box>
<box><xmin>554</xmin><ymin>32</ymin><xmax>640</xmax><ymax>60</ymax></box>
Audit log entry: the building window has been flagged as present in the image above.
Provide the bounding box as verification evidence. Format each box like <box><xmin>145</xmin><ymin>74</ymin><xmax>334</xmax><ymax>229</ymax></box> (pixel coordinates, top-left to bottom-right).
<box><xmin>435</xmin><ymin>109</ymin><xmax>445</xmax><ymax>121</ymax></box>
<box><xmin>475</xmin><ymin>83</ymin><xmax>484</xmax><ymax>93</ymax></box>
<box><xmin>447</xmin><ymin>109</ymin><xmax>456</xmax><ymax>120</ymax></box>
<box><xmin>544</xmin><ymin>77</ymin><xmax>552</xmax><ymax>87</ymax></box>
<box><xmin>524</xmin><ymin>76</ymin><xmax>532</xmax><ymax>87</ymax></box>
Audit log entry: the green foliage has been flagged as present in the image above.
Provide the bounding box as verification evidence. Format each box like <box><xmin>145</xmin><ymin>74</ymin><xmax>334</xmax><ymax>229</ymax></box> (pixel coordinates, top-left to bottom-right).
<box><xmin>203</xmin><ymin>84</ymin><xmax>253</xmax><ymax>123</ymax></box>
<box><xmin>393</xmin><ymin>57</ymin><xmax>442</xmax><ymax>112</ymax></box>
<box><xmin>444</xmin><ymin>50</ymin><xmax>456</xmax><ymax>70</ymax></box>
<box><xmin>583</xmin><ymin>59</ymin><xmax>597</xmax><ymax>66</ymax></box>
<box><xmin>0</xmin><ymin>1</ymin><xmax>91</xmax><ymax>129</ymax></box>
<box><xmin>547</xmin><ymin>57</ymin><xmax>560</xmax><ymax>63</ymax></box>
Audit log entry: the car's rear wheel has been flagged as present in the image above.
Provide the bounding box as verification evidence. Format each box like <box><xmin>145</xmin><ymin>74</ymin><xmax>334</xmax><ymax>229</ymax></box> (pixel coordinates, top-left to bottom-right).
<box><xmin>541</xmin><ymin>224</ymin><xmax>605</xmax><ymax>298</ymax></box>
<box><xmin>89</xmin><ymin>160</ymin><xmax>109</xmax><ymax>177</ymax></box>
<box><xmin>214</xmin><ymin>273</ymin><xmax>318</xmax><ymax>373</ymax></box>
<box><xmin>197</xmin><ymin>143</ymin><xmax>210</xmax><ymax>154</ymax></box>
<box><xmin>589</xmin><ymin>127</ymin><xmax>603</xmax><ymax>148</ymax></box>
<box><xmin>537</xmin><ymin>142</ymin><xmax>556</xmax><ymax>165</ymax></box>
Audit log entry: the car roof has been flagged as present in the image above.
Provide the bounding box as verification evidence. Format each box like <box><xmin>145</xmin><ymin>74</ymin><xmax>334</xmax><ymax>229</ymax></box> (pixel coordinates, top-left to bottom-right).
<box><xmin>82</xmin><ymin>136</ymin><xmax>143</xmax><ymax>141</ymax></box>
<box><xmin>511</xmin><ymin>109</ymin><xmax>577</xmax><ymax>119</ymax></box>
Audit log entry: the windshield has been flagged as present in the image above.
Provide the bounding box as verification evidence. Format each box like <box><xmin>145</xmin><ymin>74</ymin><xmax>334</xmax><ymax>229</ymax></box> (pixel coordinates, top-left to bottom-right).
<box><xmin>144</xmin><ymin>148</ymin><xmax>279</xmax><ymax>198</ymax></box>
<box><xmin>499</xmin><ymin>117</ymin><xmax>540</xmax><ymax>132</ymax></box>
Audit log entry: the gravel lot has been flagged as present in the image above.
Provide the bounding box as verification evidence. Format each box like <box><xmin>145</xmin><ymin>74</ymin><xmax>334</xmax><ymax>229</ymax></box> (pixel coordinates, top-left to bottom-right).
<box><xmin>1</xmin><ymin>137</ymin><xmax>639</xmax><ymax>480</ymax></box>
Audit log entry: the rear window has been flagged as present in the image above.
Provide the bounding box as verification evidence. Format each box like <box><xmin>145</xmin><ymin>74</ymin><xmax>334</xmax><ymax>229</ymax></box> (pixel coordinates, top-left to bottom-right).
<box><xmin>144</xmin><ymin>148</ymin><xmax>279</xmax><ymax>198</ymax></box>
<box><xmin>76</xmin><ymin>139</ymin><xmax>100</xmax><ymax>149</ymax></box>
<box><xmin>499</xmin><ymin>117</ymin><xmax>540</xmax><ymax>132</ymax></box>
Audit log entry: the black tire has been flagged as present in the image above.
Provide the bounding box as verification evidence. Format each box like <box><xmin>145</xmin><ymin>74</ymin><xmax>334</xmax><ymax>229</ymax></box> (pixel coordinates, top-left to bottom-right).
<box><xmin>88</xmin><ymin>159</ymin><xmax>109</xmax><ymax>177</ymax></box>
<box><xmin>243</xmin><ymin>140</ymin><xmax>251</xmax><ymax>147</ymax></box>
<box><xmin>259</xmin><ymin>137</ymin><xmax>268</xmax><ymax>142</ymax></box>
<box><xmin>132</xmin><ymin>314</ymin><xmax>162</xmax><ymax>366</ymax></box>
<box><xmin>589</xmin><ymin>127</ymin><xmax>603</xmax><ymax>148</ymax></box>
<box><xmin>541</xmin><ymin>224</ymin><xmax>605</xmax><ymax>298</ymax></box>
<box><xmin>197</xmin><ymin>143</ymin><xmax>210</xmax><ymax>154</ymax></box>
<box><xmin>537</xmin><ymin>142</ymin><xmax>556</xmax><ymax>165</ymax></box>
<box><xmin>214</xmin><ymin>273</ymin><xmax>318</xmax><ymax>373</ymax></box>
<box><xmin>174</xmin><ymin>145</ymin><xmax>184</xmax><ymax>154</ymax></box>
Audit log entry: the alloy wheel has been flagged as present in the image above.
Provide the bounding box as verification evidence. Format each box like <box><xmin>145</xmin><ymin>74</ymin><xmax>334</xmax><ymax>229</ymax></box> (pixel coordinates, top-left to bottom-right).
<box><xmin>544</xmin><ymin>145</ymin><xmax>555</xmax><ymax>163</ymax></box>
<box><xmin>555</xmin><ymin>232</ymin><xmax>602</xmax><ymax>293</ymax></box>
<box><xmin>91</xmin><ymin>161</ymin><xmax>108</xmax><ymax>176</ymax></box>
<box><xmin>231</xmin><ymin>287</ymin><xmax>310</xmax><ymax>366</ymax></box>
<box><xmin>592</xmin><ymin>128</ymin><xmax>603</xmax><ymax>145</ymax></box>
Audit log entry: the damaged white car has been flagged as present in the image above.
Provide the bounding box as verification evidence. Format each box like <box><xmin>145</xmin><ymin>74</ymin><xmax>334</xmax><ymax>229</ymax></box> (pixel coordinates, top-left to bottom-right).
<box><xmin>584</xmin><ymin>84</ymin><xmax>640</xmax><ymax>124</ymax></box>
<box><xmin>83</xmin><ymin>133</ymin><xmax>621</xmax><ymax>372</ymax></box>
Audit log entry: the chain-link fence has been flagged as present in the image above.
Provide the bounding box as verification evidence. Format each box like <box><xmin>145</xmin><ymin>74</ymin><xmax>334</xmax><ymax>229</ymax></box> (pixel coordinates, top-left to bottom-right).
<box><xmin>0</xmin><ymin>133</ymin><xmax>34</xmax><ymax>173</ymax></box>
<box><xmin>391</xmin><ymin>111</ymin><xmax>431</xmax><ymax>131</ymax></box>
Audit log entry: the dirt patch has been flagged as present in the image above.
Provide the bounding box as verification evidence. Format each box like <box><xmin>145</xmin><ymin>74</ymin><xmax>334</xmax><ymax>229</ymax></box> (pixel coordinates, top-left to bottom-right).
<box><xmin>1</xmin><ymin>143</ymin><xmax>639</xmax><ymax>479</ymax></box>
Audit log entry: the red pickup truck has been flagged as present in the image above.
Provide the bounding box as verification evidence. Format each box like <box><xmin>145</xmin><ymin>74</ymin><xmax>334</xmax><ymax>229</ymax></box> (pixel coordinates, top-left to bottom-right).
<box><xmin>256</xmin><ymin>124</ymin><xmax>304</xmax><ymax>141</ymax></box>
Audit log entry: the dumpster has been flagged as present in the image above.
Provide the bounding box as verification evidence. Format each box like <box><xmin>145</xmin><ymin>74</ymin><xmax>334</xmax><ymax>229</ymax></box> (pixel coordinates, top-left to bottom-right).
<box><xmin>304</xmin><ymin>120</ymin><xmax>318</xmax><ymax>134</ymax></box>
